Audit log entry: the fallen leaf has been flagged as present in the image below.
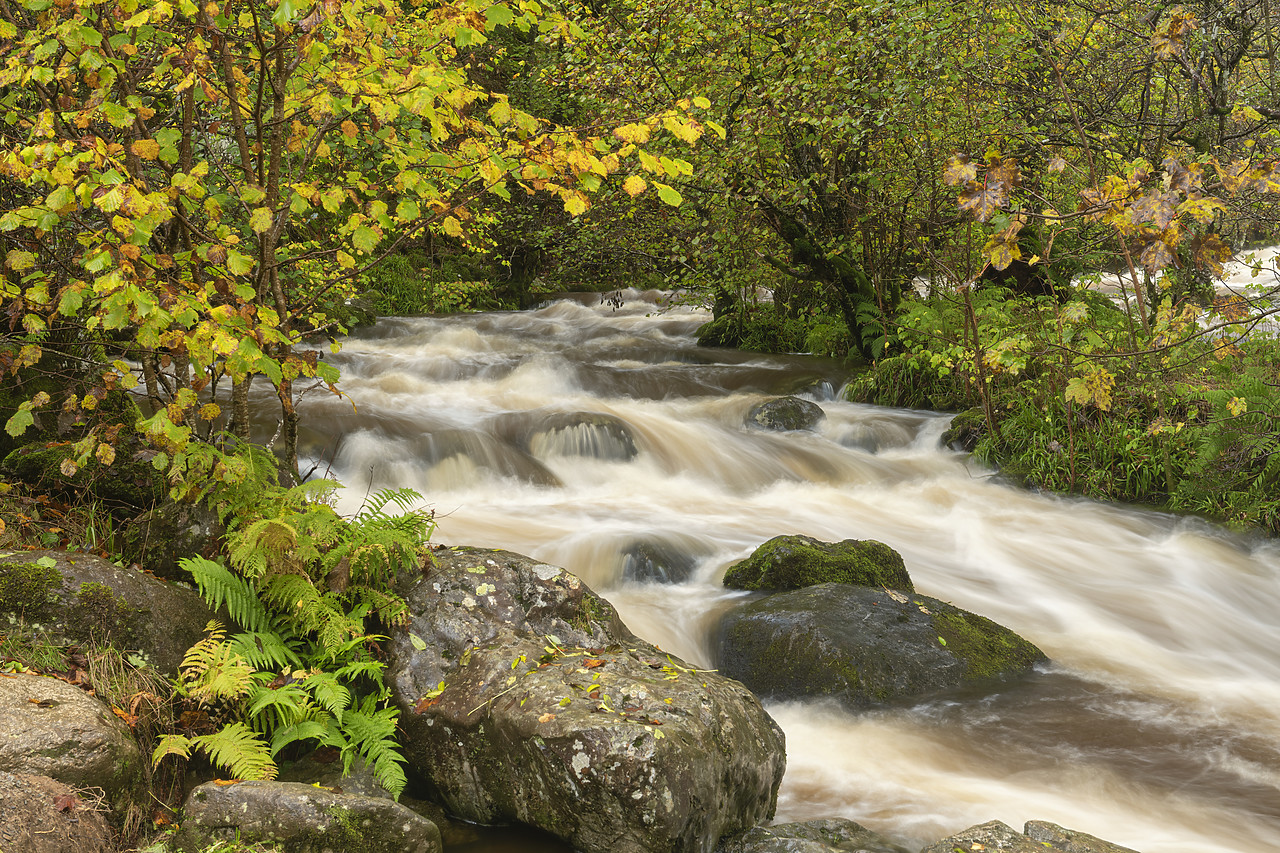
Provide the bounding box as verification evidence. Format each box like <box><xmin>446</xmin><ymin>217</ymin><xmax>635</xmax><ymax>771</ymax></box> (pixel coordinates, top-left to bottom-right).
<box><xmin>52</xmin><ymin>794</ymin><xmax>77</xmax><ymax>812</ymax></box>
<box><xmin>583</xmin><ymin>658</ymin><xmax>605</xmax><ymax>669</ymax></box>
<box><xmin>537</xmin><ymin>712</ymin><xmax>556</xmax><ymax>723</ymax></box>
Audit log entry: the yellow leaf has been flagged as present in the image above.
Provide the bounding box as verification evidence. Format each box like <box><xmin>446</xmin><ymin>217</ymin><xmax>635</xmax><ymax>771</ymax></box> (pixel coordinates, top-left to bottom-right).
<box><xmin>60</xmin><ymin>458</ymin><xmax>78</xmax><ymax>477</ymax></box>
<box><xmin>622</xmin><ymin>175</ymin><xmax>647</xmax><ymax>197</ymax></box>
<box><xmin>564</xmin><ymin>194</ymin><xmax>588</xmax><ymax>216</ymax></box>
<box><xmin>441</xmin><ymin>216</ymin><xmax>463</xmax><ymax>238</ymax></box>
<box><xmin>95</xmin><ymin>442</ymin><xmax>116</xmax><ymax>466</ymax></box>
<box><xmin>341</xmin><ymin>120</ymin><xmax>358</xmax><ymax>140</ymax></box>
<box><xmin>613</xmin><ymin>123</ymin><xmax>651</xmax><ymax>144</ymax></box>
<box><xmin>131</xmin><ymin>139</ymin><xmax>160</xmax><ymax>160</ymax></box>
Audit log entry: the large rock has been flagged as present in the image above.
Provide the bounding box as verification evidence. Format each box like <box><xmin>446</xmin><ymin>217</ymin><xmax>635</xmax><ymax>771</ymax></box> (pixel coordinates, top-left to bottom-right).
<box><xmin>722</xmin><ymin>535</ymin><xmax>913</xmax><ymax>592</ymax></box>
<box><xmin>718</xmin><ymin>818</ymin><xmax>912</xmax><ymax>852</ymax></box>
<box><xmin>0</xmin><ymin>770</ymin><xmax>115</xmax><ymax>853</ymax></box>
<box><xmin>119</xmin><ymin>501</ymin><xmax>225</xmax><ymax>582</ymax></box>
<box><xmin>0</xmin><ymin>548</ymin><xmax>215</xmax><ymax>675</ymax></box>
<box><xmin>717</xmin><ymin>584</ymin><xmax>1046</xmax><ymax>707</ymax></box>
<box><xmin>0</xmin><ymin>672</ymin><xmax>145</xmax><ymax>811</ymax></box>
<box><xmin>920</xmin><ymin>820</ymin><xmax>1140</xmax><ymax>853</ymax></box>
<box><xmin>386</xmin><ymin>547</ymin><xmax>786</xmax><ymax>853</ymax></box>
<box><xmin>174</xmin><ymin>780</ymin><xmax>442</xmax><ymax>853</ymax></box>
<box><xmin>746</xmin><ymin>397</ymin><xmax>825</xmax><ymax>432</ymax></box>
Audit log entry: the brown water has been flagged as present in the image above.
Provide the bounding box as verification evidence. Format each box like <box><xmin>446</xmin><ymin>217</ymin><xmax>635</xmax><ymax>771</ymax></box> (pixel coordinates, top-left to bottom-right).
<box><xmin>277</xmin><ymin>291</ymin><xmax>1280</xmax><ymax>852</ymax></box>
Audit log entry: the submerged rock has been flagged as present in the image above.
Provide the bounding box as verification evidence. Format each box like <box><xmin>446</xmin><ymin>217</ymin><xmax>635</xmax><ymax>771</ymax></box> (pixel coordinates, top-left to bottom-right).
<box><xmin>0</xmin><ymin>771</ymin><xmax>115</xmax><ymax>853</ymax></box>
<box><xmin>746</xmin><ymin>397</ymin><xmax>825</xmax><ymax>432</ymax></box>
<box><xmin>921</xmin><ymin>819</ymin><xmax>1140</xmax><ymax>853</ymax></box>
<box><xmin>717</xmin><ymin>583</ymin><xmax>1046</xmax><ymax>707</ymax></box>
<box><xmin>718</xmin><ymin>818</ymin><xmax>912</xmax><ymax>852</ymax></box>
<box><xmin>0</xmin><ymin>549</ymin><xmax>215</xmax><ymax>676</ymax></box>
<box><xmin>621</xmin><ymin>535</ymin><xmax>714</xmax><ymax>584</ymax></box>
<box><xmin>0</xmin><ymin>673</ymin><xmax>145</xmax><ymax>813</ymax></box>
<box><xmin>386</xmin><ymin>547</ymin><xmax>786</xmax><ymax>853</ymax></box>
<box><xmin>174</xmin><ymin>780</ymin><xmax>442</xmax><ymax>853</ymax></box>
<box><xmin>722</xmin><ymin>535</ymin><xmax>913</xmax><ymax>593</ymax></box>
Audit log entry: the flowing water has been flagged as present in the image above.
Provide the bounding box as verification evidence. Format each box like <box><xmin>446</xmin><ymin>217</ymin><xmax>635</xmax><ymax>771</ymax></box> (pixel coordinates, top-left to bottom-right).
<box><xmin>275</xmin><ymin>291</ymin><xmax>1280</xmax><ymax>852</ymax></box>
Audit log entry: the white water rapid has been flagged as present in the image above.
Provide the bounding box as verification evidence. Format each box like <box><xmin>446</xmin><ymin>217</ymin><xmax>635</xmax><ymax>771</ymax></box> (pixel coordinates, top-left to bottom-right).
<box><xmin>278</xmin><ymin>292</ymin><xmax>1280</xmax><ymax>853</ymax></box>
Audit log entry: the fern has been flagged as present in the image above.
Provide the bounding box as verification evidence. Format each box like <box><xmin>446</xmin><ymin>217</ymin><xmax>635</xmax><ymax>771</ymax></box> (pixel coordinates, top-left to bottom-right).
<box><xmin>153</xmin><ymin>723</ymin><xmax>277</xmax><ymax>781</ymax></box>
<box><xmin>178</xmin><ymin>621</ymin><xmax>257</xmax><ymax>705</ymax></box>
<box><xmin>184</xmin><ymin>557</ymin><xmax>272</xmax><ymax>634</ymax></box>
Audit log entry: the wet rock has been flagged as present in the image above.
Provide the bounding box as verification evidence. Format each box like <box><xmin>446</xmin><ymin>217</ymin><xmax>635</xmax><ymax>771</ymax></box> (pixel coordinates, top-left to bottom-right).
<box><xmin>174</xmin><ymin>780</ymin><xmax>442</xmax><ymax>853</ymax></box>
<box><xmin>0</xmin><ymin>673</ymin><xmax>145</xmax><ymax>812</ymax></box>
<box><xmin>387</xmin><ymin>547</ymin><xmax>786</xmax><ymax>853</ymax></box>
<box><xmin>920</xmin><ymin>820</ymin><xmax>1140</xmax><ymax>853</ymax></box>
<box><xmin>942</xmin><ymin>407</ymin><xmax>985</xmax><ymax>452</ymax></box>
<box><xmin>746</xmin><ymin>397</ymin><xmax>825</xmax><ymax>432</ymax></box>
<box><xmin>718</xmin><ymin>818</ymin><xmax>912</xmax><ymax>852</ymax></box>
<box><xmin>119</xmin><ymin>501</ymin><xmax>225</xmax><ymax>582</ymax></box>
<box><xmin>622</xmin><ymin>536</ymin><xmax>713</xmax><ymax>584</ymax></box>
<box><xmin>0</xmin><ymin>549</ymin><xmax>215</xmax><ymax>676</ymax></box>
<box><xmin>278</xmin><ymin>750</ymin><xmax>476</xmax><ymax>847</ymax></box>
<box><xmin>722</xmin><ymin>535</ymin><xmax>913</xmax><ymax>593</ymax></box>
<box><xmin>528</xmin><ymin>411</ymin><xmax>640</xmax><ymax>461</ymax></box>
<box><xmin>0</xmin><ymin>771</ymin><xmax>115</xmax><ymax>853</ymax></box>
<box><xmin>717</xmin><ymin>583</ymin><xmax>1046</xmax><ymax>707</ymax></box>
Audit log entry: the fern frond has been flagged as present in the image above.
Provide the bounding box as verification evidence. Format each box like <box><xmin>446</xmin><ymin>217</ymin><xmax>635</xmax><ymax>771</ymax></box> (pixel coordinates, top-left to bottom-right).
<box><xmin>229</xmin><ymin>630</ymin><xmax>302</xmax><ymax>671</ymax></box>
<box><xmin>192</xmin><ymin>721</ymin><xmax>277</xmax><ymax>781</ymax></box>
<box><xmin>340</xmin><ymin>698</ymin><xmax>406</xmax><ymax>798</ymax></box>
<box><xmin>180</xmin><ymin>625</ymin><xmax>257</xmax><ymax>705</ymax></box>
<box><xmin>246</xmin><ymin>682</ymin><xmax>313</xmax><ymax>732</ymax></box>
<box><xmin>304</xmin><ymin>669</ymin><xmax>352</xmax><ymax>716</ymax></box>
<box><xmin>152</xmin><ymin>733</ymin><xmax>194</xmax><ymax>766</ymax></box>
<box><xmin>184</xmin><ymin>557</ymin><xmax>271</xmax><ymax>633</ymax></box>
<box><xmin>232</xmin><ymin>518</ymin><xmax>299</xmax><ymax>577</ymax></box>
<box><xmin>270</xmin><ymin>718</ymin><xmax>342</xmax><ymax>756</ymax></box>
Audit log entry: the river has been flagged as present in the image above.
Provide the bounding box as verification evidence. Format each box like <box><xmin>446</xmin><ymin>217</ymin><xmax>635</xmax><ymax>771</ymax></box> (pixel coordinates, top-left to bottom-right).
<box><xmin>285</xmin><ymin>291</ymin><xmax>1280</xmax><ymax>853</ymax></box>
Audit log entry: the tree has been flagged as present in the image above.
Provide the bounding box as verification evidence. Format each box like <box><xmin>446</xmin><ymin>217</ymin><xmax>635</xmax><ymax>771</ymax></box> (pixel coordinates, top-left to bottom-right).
<box><xmin>0</xmin><ymin>0</ymin><xmax>706</xmax><ymax>484</ymax></box>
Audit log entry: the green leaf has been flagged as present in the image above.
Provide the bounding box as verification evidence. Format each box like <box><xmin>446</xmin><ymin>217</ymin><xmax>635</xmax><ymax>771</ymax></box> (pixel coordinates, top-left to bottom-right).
<box><xmin>4</xmin><ymin>409</ymin><xmax>34</xmax><ymax>438</ymax></box>
<box><xmin>485</xmin><ymin>4</ymin><xmax>515</xmax><ymax>28</ymax></box>
<box><xmin>226</xmin><ymin>249</ymin><xmax>255</xmax><ymax>275</ymax></box>
<box><xmin>655</xmin><ymin>183</ymin><xmax>683</xmax><ymax>207</ymax></box>
<box><xmin>352</xmin><ymin>225</ymin><xmax>379</xmax><ymax>254</ymax></box>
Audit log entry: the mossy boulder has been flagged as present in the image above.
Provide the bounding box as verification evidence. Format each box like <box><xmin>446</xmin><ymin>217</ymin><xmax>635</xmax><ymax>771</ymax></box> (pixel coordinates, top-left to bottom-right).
<box><xmin>0</xmin><ymin>549</ymin><xmax>215</xmax><ymax>676</ymax></box>
<box><xmin>746</xmin><ymin>397</ymin><xmax>825</xmax><ymax>432</ymax></box>
<box><xmin>2</xmin><ymin>432</ymin><xmax>167</xmax><ymax>512</ymax></box>
<box><xmin>174</xmin><ymin>780</ymin><xmax>442</xmax><ymax>853</ymax></box>
<box><xmin>723</xmin><ymin>535</ymin><xmax>913</xmax><ymax>593</ymax></box>
<box><xmin>941</xmin><ymin>407</ymin><xmax>986</xmax><ymax>452</ymax></box>
<box><xmin>716</xmin><ymin>583</ymin><xmax>1046</xmax><ymax>707</ymax></box>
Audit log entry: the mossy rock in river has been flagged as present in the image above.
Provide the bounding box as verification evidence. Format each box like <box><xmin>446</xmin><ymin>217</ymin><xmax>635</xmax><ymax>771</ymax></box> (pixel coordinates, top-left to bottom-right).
<box><xmin>716</xmin><ymin>583</ymin><xmax>1046</xmax><ymax>708</ymax></box>
<box><xmin>723</xmin><ymin>534</ymin><xmax>913</xmax><ymax>593</ymax></box>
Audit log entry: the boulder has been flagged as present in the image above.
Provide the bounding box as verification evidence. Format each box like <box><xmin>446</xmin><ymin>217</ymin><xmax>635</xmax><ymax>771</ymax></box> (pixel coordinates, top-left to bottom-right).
<box><xmin>718</xmin><ymin>818</ymin><xmax>912</xmax><ymax>852</ymax></box>
<box><xmin>174</xmin><ymin>780</ymin><xmax>442</xmax><ymax>853</ymax></box>
<box><xmin>746</xmin><ymin>397</ymin><xmax>825</xmax><ymax>432</ymax></box>
<box><xmin>119</xmin><ymin>501</ymin><xmax>225</xmax><ymax>582</ymax></box>
<box><xmin>717</xmin><ymin>583</ymin><xmax>1046</xmax><ymax>707</ymax></box>
<box><xmin>941</xmin><ymin>407</ymin><xmax>985</xmax><ymax>452</ymax></box>
<box><xmin>525</xmin><ymin>411</ymin><xmax>640</xmax><ymax>461</ymax></box>
<box><xmin>0</xmin><ymin>770</ymin><xmax>115</xmax><ymax>853</ymax></box>
<box><xmin>386</xmin><ymin>547</ymin><xmax>786</xmax><ymax>853</ymax></box>
<box><xmin>0</xmin><ymin>672</ymin><xmax>145</xmax><ymax>811</ymax></box>
<box><xmin>0</xmin><ymin>549</ymin><xmax>215</xmax><ymax>676</ymax></box>
<box><xmin>621</xmin><ymin>535</ymin><xmax>714</xmax><ymax>584</ymax></box>
<box><xmin>722</xmin><ymin>535</ymin><xmax>913</xmax><ymax>593</ymax></box>
<box><xmin>920</xmin><ymin>820</ymin><xmax>1140</xmax><ymax>853</ymax></box>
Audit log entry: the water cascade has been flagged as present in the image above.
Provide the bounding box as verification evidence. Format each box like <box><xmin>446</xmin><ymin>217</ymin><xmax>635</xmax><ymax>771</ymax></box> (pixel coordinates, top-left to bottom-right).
<box><xmin>268</xmin><ymin>292</ymin><xmax>1279</xmax><ymax>853</ymax></box>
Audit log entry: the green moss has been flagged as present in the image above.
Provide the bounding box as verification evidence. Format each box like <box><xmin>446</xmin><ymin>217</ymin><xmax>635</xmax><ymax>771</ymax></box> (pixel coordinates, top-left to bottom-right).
<box><xmin>723</xmin><ymin>535</ymin><xmax>913</xmax><ymax>592</ymax></box>
<box><xmin>931</xmin><ymin>607</ymin><xmax>1045</xmax><ymax>681</ymax></box>
<box><xmin>68</xmin><ymin>580</ymin><xmax>134</xmax><ymax>645</ymax></box>
<box><xmin>0</xmin><ymin>560</ymin><xmax>63</xmax><ymax>622</ymax></box>
<box><xmin>2</xmin><ymin>431</ymin><xmax>167</xmax><ymax>511</ymax></box>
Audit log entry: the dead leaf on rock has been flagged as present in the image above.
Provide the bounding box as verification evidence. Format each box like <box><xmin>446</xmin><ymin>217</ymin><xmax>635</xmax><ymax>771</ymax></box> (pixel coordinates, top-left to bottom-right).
<box><xmin>537</xmin><ymin>712</ymin><xmax>556</xmax><ymax>723</ymax></box>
